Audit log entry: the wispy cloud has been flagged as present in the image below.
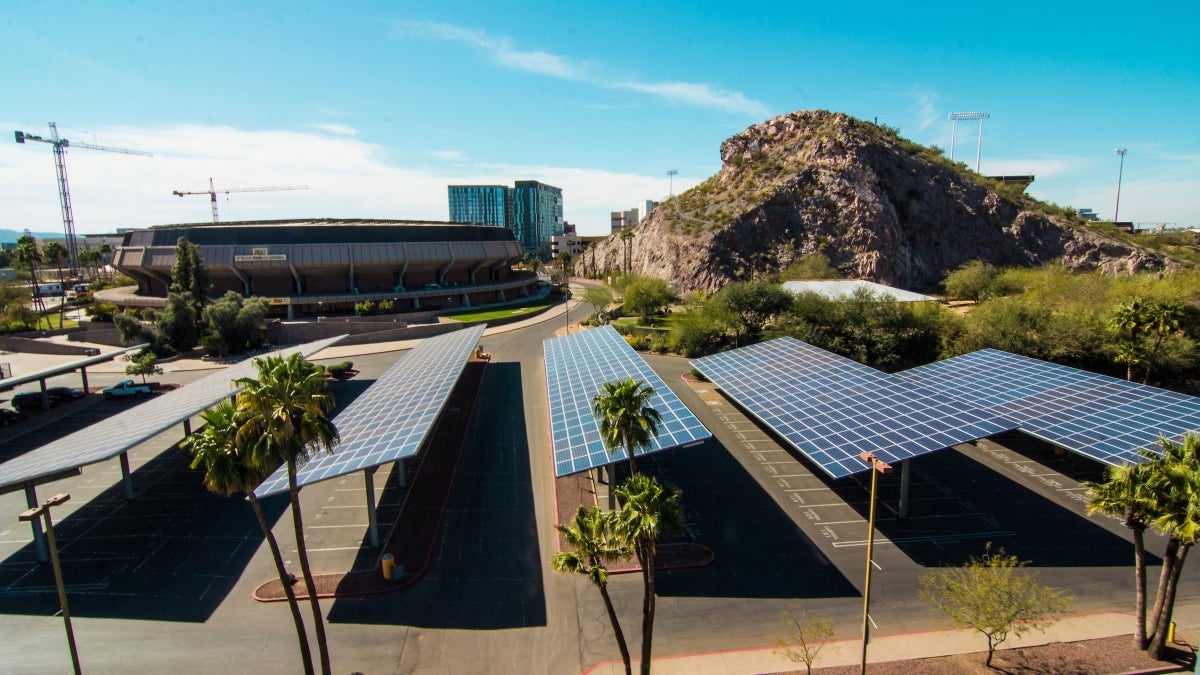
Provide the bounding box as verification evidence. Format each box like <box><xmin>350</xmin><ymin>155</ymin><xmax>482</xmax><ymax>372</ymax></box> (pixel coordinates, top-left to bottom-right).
<box><xmin>392</xmin><ymin>20</ymin><xmax>768</xmax><ymax>117</ymax></box>
<box><xmin>431</xmin><ymin>150</ymin><xmax>466</xmax><ymax>161</ymax></box>
<box><xmin>307</xmin><ymin>123</ymin><xmax>358</xmax><ymax>136</ymax></box>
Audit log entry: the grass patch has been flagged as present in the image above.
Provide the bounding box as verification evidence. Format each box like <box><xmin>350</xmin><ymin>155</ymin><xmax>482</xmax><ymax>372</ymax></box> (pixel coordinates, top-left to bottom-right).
<box><xmin>443</xmin><ymin>298</ymin><xmax>554</xmax><ymax>323</ymax></box>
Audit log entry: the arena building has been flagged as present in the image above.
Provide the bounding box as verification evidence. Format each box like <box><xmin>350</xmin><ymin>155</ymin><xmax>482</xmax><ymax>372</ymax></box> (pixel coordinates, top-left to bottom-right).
<box><xmin>109</xmin><ymin>219</ymin><xmax>537</xmax><ymax>319</ymax></box>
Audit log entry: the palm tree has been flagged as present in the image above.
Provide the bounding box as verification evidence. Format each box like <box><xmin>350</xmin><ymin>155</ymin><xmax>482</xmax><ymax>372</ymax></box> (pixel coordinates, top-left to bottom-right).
<box><xmin>1143</xmin><ymin>435</ymin><xmax>1200</xmax><ymax>659</ymax></box>
<box><xmin>235</xmin><ymin>353</ymin><xmax>340</xmax><ymax>675</ymax></box>
<box><xmin>615</xmin><ymin>474</ymin><xmax>682</xmax><ymax>675</ymax></box>
<box><xmin>592</xmin><ymin>378</ymin><xmax>662</xmax><ymax>477</ymax></box>
<box><xmin>1086</xmin><ymin>461</ymin><xmax>1155</xmax><ymax>648</ymax></box>
<box><xmin>42</xmin><ymin>240</ymin><xmax>67</xmax><ymax>328</ymax></box>
<box><xmin>97</xmin><ymin>242</ymin><xmax>113</xmax><ymax>279</ymax></box>
<box><xmin>184</xmin><ymin>402</ymin><xmax>315</xmax><ymax>675</ymax></box>
<box><xmin>551</xmin><ymin>506</ymin><xmax>633</xmax><ymax>675</ymax></box>
<box><xmin>13</xmin><ymin>233</ymin><xmax>46</xmax><ymax>318</ymax></box>
<box><xmin>620</xmin><ymin>228</ymin><xmax>635</xmax><ymax>273</ymax></box>
<box><xmin>1143</xmin><ymin>301</ymin><xmax>1183</xmax><ymax>384</ymax></box>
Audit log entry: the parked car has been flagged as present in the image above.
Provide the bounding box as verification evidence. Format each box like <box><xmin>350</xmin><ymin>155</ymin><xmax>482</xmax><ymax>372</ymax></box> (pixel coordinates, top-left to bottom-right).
<box><xmin>0</xmin><ymin>408</ymin><xmax>26</xmax><ymax>426</ymax></box>
<box><xmin>11</xmin><ymin>391</ymin><xmax>54</xmax><ymax>412</ymax></box>
<box><xmin>102</xmin><ymin>380</ymin><xmax>154</xmax><ymax>398</ymax></box>
<box><xmin>46</xmin><ymin>386</ymin><xmax>86</xmax><ymax>404</ymax></box>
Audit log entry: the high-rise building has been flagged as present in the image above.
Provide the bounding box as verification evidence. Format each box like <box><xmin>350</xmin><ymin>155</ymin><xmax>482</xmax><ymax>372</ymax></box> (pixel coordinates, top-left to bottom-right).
<box><xmin>448</xmin><ymin>185</ymin><xmax>512</xmax><ymax>228</ymax></box>
<box><xmin>448</xmin><ymin>181</ymin><xmax>563</xmax><ymax>257</ymax></box>
<box><xmin>610</xmin><ymin>200</ymin><xmax>657</xmax><ymax>234</ymax></box>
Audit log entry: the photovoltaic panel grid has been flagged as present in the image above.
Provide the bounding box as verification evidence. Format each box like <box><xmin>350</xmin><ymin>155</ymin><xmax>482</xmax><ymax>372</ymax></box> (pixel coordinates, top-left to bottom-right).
<box><xmin>897</xmin><ymin>348</ymin><xmax>1200</xmax><ymax>467</ymax></box>
<box><xmin>544</xmin><ymin>325</ymin><xmax>711</xmax><ymax>477</ymax></box>
<box><xmin>0</xmin><ymin>336</ymin><xmax>348</xmax><ymax>493</ymax></box>
<box><xmin>255</xmin><ymin>324</ymin><xmax>486</xmax><ymax>497</ymax></box>
<box><xmin>690</xmin><ymin>338</ymin><xmax>1016</xmax><ymax>479</ymax></box>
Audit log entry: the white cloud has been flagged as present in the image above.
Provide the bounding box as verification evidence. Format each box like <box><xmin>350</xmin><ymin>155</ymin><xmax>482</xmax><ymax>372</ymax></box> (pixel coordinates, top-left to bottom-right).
<box><xmin>392</xmin><ymin>20</ymin><xmax>767</xmax><ymax>117</ymax></box>
<box><xmin>431</xmin><ymin>150</ymin><xmax>466</xmax><ymax>161</ymax></box>
<box><xmin>0</xmin><ymin>123</ymin><xmax>688</xmax><ymax>238</ymax></box>
<box><xmin>307</xmin><ymin>123</ymin><xmax>358</xmax><ymax>136</ymax></box>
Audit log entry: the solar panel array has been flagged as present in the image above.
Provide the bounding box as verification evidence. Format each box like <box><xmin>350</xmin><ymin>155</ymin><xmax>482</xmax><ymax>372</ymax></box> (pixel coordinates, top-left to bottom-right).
<box><xmin>691</xmin><ymin>338</ymin><xmax>1015</xmax><ymax>479</ymax></box>
<box><xmin>0</xmin><ymin>336</ymin><xmax>347</xmax><ymax>493</ymax></box>
<box><xmin>544</xmin><ymin>325</ymin><xmax>711</xmax><ymax>477</ymax></box>
<box><xmin>255</xmin><ymin>325</ymin><xmax>486</xmax><ymax>497</ymax></box>
<box><xmin>0</xmin><ymin>344</ymin><xmax>147</xmax><ymax>392</ymax></box>
<box><xmin>898</xmin><ymin>348</ymin><xmax>1200</xmax><ymax>466</ymax></box>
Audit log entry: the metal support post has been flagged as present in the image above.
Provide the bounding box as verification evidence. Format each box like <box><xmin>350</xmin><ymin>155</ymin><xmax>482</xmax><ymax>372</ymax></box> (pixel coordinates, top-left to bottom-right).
<box><xmin>364</xmin><ymin>467</ymin><xmax>379</xmax><ymax>548</ymax></box>
<box><xmin>119</xmin><ymin>452</ymin><xmax>134</xmax><ymax>500</ymax></box>
<box><xmin>899</xmin><ymin>459</ymin><xmax>911</xmax><ymax>519</ymax></box>
<box><xmin>25</xmin><ymin>484</ymin><xmax>48</xmax><ymax>562</ymax></box>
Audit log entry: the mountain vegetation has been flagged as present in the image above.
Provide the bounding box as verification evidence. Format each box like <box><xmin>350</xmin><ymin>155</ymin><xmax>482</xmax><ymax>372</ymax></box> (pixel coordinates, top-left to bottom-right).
<box><xmin>582</xmin><ymin>110</ymin><xmax>1185</xmax><ymax>295</ymax></box>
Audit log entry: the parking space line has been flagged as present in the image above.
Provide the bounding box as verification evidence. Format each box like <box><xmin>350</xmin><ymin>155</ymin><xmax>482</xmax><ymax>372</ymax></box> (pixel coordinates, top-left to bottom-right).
<box><xmin>309</xmin><ymin>524</ymin><xmax>369</xmax><ymax>529</ymax></box>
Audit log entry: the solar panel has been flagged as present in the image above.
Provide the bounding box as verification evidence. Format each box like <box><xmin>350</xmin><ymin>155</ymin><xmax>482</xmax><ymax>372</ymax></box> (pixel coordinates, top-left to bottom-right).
<box><xmin>0</xmin><ymin>344</ymin><xmax>148</xmax><ymax>392</ymax></box>
<box><xmin>898</xmin><ymin>348</ymin><xmax>1200</xmax><ymax>466</ymax></box>
<box><xmin>0</xmin><ymin>336</ymin><xmax>348</xmax><ymax>493</ymax></box>
<box><xmin>254</xmin><ymin>325</ymin><xmax>486</xmax><ymax>497</ymax></box>
<box><xmin>543</xmin><ymin>325</ymin><xmax>711</xmax><ymax>477</ymax></box>
<box><xmin>690</xmin><ymin>338</ymin><xmax>1015</xmax><ymax>479</ymax></box>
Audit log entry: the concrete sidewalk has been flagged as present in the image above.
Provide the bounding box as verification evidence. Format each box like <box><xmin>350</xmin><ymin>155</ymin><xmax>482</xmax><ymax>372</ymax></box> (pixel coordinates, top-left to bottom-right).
<box><xmin>585</xmin><ymin>610</ymin><xmax>1187</xmax><ymax>674</ymax></box>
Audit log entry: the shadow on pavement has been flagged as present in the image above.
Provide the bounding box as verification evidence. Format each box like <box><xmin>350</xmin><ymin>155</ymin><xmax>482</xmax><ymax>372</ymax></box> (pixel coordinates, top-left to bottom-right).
<box><xmin>650</xmin><ymin>439</ymin><xmax>860</xmax><ymax>600</ymax></box>
<box><xmin>844</xmin><ymin>442</ymin><xmax>1151</xmax><ymax>568</ymax></box>
<box><xmin>0</xmin><ymin>440</ymin><xmax>287</xmax><ymax>622</ymax></box>
<box><xmin>327</xmin><ymin>361</ymin><xmax>547</xmax><ymax>628</ymax></box>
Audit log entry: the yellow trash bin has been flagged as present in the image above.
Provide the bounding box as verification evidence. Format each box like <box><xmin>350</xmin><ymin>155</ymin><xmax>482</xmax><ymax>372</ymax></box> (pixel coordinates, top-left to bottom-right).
<box><xmin>381</xmin><ymin>553</ymin><xmax>394</xmax><ymax>580</ymax></box>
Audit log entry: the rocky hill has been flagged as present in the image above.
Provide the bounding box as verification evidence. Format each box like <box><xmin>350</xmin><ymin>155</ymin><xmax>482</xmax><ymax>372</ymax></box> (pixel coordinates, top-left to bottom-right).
<box><xmin>582</xmin><ymin>110</ymin><xmax>1175</xmax><ymax>295</ymax></box>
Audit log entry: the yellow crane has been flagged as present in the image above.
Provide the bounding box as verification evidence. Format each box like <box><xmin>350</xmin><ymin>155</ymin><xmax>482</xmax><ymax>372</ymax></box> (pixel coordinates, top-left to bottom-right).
<box><xmin>173</xmin><ymin>178</ymin><xmax>308</xmax><ymax>223</ymax></box>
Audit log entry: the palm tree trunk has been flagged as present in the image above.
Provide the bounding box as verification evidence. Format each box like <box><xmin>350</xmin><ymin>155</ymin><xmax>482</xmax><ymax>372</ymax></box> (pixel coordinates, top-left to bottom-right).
<box><xmin>249</xmin><ymin>492</ymin><xmax>315</xmax><ymax>675</ymax></box>
<box><xmin>598</xmin><ymin>582</ymin><xmax>632</xmax><ymax>675</ymax></box>
<box><xmin>1149</xmin><ymin>543</ymin><xmax>1192</xmax><ymax>660</ymax></box>
<box><xmin>1147</xmin><ymin>537</ymin><xmax>1180</xmax><ymax>648</ymax></box>
<box><xmin>1133</xmin><ymin>526</ymin><xmax>1148</xmax><ymax>649</ymax></box>
<box><xmin>289</xmin><ymin>464</ymin><xmax>332</xmax><ymax>675</ymax></box>
<box><xmin>638</xmin><ymin>542</ymin><xmax>655</xmax><ymax>675</ymax></box>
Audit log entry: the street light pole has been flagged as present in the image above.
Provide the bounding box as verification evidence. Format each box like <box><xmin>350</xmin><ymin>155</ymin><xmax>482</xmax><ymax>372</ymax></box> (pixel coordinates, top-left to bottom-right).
<box><xmin>1114</xmin><ymin>148</ymin><xmax>1127</xmax><ymax>222</ymax></box>
<box><xmin>859</xmin><ymin>453</ymin><xmax>892</xmax><ymax>675</ymax></box>
<box><xmin>19</xmin><ymin>493</ymin><xmax>81</xmax><ymax>675</ymax></box>
<box><xmin>666</xmin><ymin>169</ymin><xmax>678</xmax><ymax>198</ymax></box>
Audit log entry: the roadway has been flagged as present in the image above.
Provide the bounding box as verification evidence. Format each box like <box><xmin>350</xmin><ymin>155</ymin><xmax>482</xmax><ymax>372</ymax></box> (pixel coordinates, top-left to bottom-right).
<box><xmin>0</xmin><ymin>292</ymin><xmax>1196</xmax><ymax>673</ymax></box>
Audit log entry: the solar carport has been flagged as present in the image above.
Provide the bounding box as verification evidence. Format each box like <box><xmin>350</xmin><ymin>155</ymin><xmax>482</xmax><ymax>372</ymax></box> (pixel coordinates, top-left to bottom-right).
<box><xmin>898</xmin><ymin>348</ymin><xmax>1200</xmax><ymax>467</ymax></box>
<box><xmin>0</xmin><ymin>336</ymin><xmax>346</xmax><ymax>560</ymax></box>
<box><xmin>255</xmin><ymin>325</ymin><xmax>487</xmax><ymax>547</ymax></box>
<box><xmin>0</xmin><ymin>344</ymin><xmax>147</xmax><ymax>410</ymax></box>
<box><xmin>690</xmin><ymin>338</ymin><xmax>1016</xmax><ymax>515</ymax></box>
<box><xmin>543</xmin><ymin>325</ymin><xmax>711</xmax><ymax>478</ymax></box>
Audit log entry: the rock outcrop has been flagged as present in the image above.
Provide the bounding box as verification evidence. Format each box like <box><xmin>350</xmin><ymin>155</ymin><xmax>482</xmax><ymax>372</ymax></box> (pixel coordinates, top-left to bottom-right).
<box><xmin>582</xmin><ymin>110</ymin><xmax>1175</xmax><ymax>294</ymax></box>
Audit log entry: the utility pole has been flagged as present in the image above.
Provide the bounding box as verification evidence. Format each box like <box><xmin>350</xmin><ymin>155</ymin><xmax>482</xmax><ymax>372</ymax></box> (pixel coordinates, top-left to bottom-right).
<box><xmin>19</xmin><ymin>493</ymin><xmax>80</xmax><ymax>675</ymax></box>
<box><xmin>1114</xmin><ymin>148</ymin><xmax>1127</xmax><ymax>222</ymax></box>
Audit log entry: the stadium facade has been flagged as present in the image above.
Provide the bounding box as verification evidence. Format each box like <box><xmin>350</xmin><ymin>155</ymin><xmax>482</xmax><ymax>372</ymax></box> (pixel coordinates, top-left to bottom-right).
<box><xmin>111</xmin><ymin>219</ymin><xmax>537</xmax><ymax>318</ymax></box>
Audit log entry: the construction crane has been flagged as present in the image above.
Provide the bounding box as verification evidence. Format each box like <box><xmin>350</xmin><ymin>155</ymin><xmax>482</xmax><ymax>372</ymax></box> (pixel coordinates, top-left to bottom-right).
<box><xmin>14</xmin><ymin>122</ymin><xmax>152</xmax><ymax>276</ymax></box>
<box><xmin>172</xmin><ymin>178</ymin><xmax>308</xmax><ymax>223</ymax></box>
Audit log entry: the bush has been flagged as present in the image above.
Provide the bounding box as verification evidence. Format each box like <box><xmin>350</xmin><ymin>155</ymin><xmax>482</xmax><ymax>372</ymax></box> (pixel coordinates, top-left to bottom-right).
<box><xmin>86</xmin><ymin>302</ymin><xmax>120</xmax><ymax>322</ymax></box>
<box><xmin>325</xmin><ymin>361</ymin><xmax>355</xmax><ymax>378</ymax></box>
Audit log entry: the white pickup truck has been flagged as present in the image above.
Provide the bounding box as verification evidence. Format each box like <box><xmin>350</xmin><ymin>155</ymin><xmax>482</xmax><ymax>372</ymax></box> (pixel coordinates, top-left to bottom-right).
<box><xmin>102</xmin><ymin>380</ymin><xmax>154</xmax><ymax>398</ymax></box>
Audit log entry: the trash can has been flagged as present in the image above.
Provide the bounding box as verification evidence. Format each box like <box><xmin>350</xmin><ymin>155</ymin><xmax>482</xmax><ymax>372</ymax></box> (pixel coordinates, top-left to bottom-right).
<box><xmin>381</xmin><ymin>553</ymin><xmax>394</xmax><ymax>580</ymax></box>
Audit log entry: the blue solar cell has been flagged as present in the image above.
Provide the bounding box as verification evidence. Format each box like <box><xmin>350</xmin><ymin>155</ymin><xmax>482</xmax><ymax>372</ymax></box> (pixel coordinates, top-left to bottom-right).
<box><xmin>899</xmin><ymin>348</ymin><xmax>1200</xmax><ymax>467</ymax></box>
<box><xmin>254</xmin><ymin>325</ymin><xmax>486</xmax><ymax>497</ymax></box>
<box><xmin>542</xmin><ymin>325</ymin><xmax>712</xmax><ymax>477</ymax></box>
<box><xmin>691</xmin><ymin>338</ymin><xmax>1015</xmax><ymax>479</ymax></box>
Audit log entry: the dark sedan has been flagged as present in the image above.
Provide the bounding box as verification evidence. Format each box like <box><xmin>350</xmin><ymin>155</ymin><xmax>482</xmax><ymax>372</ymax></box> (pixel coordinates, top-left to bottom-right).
<box><xmin>0</xmin><ymin>408</ymin><xmax>26</xmax><ymax>426</ymax></box>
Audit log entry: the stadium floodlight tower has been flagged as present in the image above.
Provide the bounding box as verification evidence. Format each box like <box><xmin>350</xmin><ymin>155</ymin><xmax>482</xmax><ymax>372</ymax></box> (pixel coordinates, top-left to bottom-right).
<box><xmin>947</xmin><ymin>111</ymin><xmax>990</xmax><ymax>172</ymax></box>
<box><xmin>1114</xmin><ymin>148</ymin><xmax>1127</xmax><ymax>222</ymax></box>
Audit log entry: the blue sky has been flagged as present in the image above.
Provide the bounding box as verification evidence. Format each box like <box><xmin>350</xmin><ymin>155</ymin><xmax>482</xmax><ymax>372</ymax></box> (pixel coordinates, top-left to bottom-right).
<box><xmin>2</xmin><ymin>1</ymin><xmax>1196</xmax><ymax>237</ymax></box>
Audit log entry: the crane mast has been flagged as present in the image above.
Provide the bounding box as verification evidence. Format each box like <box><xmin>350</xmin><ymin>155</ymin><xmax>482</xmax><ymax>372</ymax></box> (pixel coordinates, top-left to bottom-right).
<box><xmin>172</xmin><ymin>178</ymin><xmax>308</xmax><ymax>223</ymax></box>
<box><xmin>14</xmin><ymin>122</ymin><xmax>151</xmax><ymax>276</ymax></box>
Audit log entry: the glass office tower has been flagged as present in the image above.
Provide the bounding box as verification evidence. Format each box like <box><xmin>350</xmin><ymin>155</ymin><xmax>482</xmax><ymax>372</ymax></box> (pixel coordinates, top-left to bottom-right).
<box><xmin>447</xmin><ymin>181</ymin><xmax>563</xmax><ymax>257</ymax></box>
<box><xmin>448</xmin><ymin>185</ymin><xmax>512</xmax><ymax>228</ymax></box>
